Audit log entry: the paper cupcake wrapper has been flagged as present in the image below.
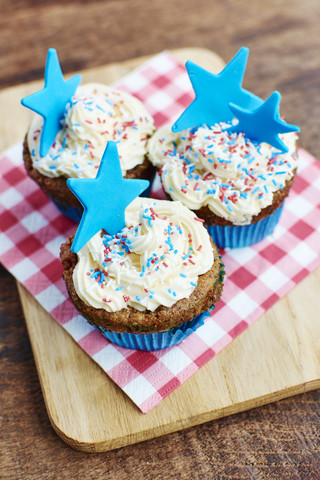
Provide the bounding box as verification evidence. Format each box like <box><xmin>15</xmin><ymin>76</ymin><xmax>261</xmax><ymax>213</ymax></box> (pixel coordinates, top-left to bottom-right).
<box><xmin>50</xmin><ymin>198</ymin><xmax>83</xmax><ymax>223</ymax></box>
<box><xmin>206</xmin><ymin>203</ymin><xmax>284</xmax><ymax>248</ymax></box>
<box><xmin>96</xmin><ymin>306</ymin><xmax>215</xmax><ymax>351</ymax></box>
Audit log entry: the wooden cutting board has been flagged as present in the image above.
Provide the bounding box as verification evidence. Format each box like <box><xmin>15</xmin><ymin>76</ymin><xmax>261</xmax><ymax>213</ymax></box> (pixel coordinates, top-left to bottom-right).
<box><xmin>2</xmin><ymin>48</ymin><xmax>320</xmax><ymax>453</ymax></box>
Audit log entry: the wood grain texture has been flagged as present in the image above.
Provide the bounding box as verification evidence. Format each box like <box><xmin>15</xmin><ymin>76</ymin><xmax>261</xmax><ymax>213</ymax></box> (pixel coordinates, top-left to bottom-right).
<box><xmin>1</xmin><ymin>0</ymin><xmax>320</xmax><ymax>478</ymax></box>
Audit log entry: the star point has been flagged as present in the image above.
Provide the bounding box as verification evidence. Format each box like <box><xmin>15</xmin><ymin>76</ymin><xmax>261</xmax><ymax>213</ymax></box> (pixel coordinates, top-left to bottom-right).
<box><xmin>171</xmin><ymin>47</ymin><xmax>262</xmax><ymax>132</ymax></box>
<box><xmin>68</xmin><ymin>141</ymin><xmax>150</xmax><ymax>253</ymax></box>
<box><xmin>21</xmin><ymin>48</ymin><xmax>82</xmax><ymax>157</ymax></box>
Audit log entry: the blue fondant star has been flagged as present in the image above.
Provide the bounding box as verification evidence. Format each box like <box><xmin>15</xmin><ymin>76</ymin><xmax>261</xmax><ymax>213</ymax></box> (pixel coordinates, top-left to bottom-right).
<box><xmin>21</xmin><ymin>48</ymin><xmax>81</xmax><ymax>157</ymax></box>
<box><xmin>226</xmin><ymin>91</ymin><xmax>300</xmax><ymax>153</ymax></box>
<box><xmin>172</xmin><ymin>47</ymin><xmax>263</xmax><ymax>132</ymax></box>
<box><xmin>67</xmin><ymin>141</ymin><xmax>150</xmax><ymax>253</ymax></box>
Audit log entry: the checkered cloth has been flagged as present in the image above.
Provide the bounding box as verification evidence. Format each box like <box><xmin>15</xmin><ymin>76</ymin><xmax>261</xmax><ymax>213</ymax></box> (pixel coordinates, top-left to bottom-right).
<box><xmin>1</xmin><ymin>52</ymin><xmax>320</xmax><ymax>413</ymax></box>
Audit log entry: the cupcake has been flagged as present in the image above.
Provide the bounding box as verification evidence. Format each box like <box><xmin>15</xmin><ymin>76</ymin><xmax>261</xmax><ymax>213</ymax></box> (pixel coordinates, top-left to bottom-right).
<box><xmin>148</xmin><ymin>121</ymin><xmax>298</xmax><ymax>248</ymax></box>
<box><xmin>21</xmin><ymin>49</ymin><xmax>155</xmax><ymax>222</ymax></box>
<box><xmin>61</xmin><ymin>197</ymin><xmax>224</xmax><ymax>350</ymax></box>
<box><xmin>60</xmin><ymin>141</ymin><xmax>224</xmax><ymax>351</ymax></box>
<box><xmin>148</xmin><ymin>47</ymin><xmax>299</xmax><ymax>248</ymax></box>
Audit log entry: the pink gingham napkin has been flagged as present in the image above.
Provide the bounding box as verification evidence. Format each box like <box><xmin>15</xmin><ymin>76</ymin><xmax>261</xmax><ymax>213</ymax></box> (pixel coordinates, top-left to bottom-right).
<box><xmin>1</xmin><ymin>52</ymin><xmax>320</xmax><ymax>413</ymax></box>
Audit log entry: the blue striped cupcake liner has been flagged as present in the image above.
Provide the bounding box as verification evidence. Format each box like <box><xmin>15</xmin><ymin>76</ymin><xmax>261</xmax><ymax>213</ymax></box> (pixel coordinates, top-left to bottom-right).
<box><xmin>206</xmin><ymin>203</ymin><xmax>284</xmax><ymax>248</ymax></box>
<box><xmin>96</xmin><ymin>305</ymin><xmax>215</xmax><ymax>351</ymax></box>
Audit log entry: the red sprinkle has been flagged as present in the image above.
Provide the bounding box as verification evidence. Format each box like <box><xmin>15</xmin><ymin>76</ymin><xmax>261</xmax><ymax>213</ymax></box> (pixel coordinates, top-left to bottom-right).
<box><xmin>194</xmin><ymin>217</ymin><xmax>205</xmax><ymax>223</ymax></box>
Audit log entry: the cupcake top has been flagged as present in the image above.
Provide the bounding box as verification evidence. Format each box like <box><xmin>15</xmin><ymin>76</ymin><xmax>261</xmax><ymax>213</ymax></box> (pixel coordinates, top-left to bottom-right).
<box><xmin>27</xmin><ymin>83</ymin><xmax>155</xmax><ymax>179</ymax></box>
<box><xmin>73</xmin><ymin>197</ymin><xmax>214</xmax><ymax>313</ymax></box>
<box><xmin>148</xmin><ymin>122</ymin><xmax>298</xmax><ymax>225</ymax></box>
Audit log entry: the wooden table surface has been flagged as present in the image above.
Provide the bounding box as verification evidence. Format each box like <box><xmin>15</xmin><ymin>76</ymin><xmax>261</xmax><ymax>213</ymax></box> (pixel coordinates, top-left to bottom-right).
<box><xmin>1</xmin><ymin>1</ymin><xmax>320</xmax><ymax>478</ymax></box>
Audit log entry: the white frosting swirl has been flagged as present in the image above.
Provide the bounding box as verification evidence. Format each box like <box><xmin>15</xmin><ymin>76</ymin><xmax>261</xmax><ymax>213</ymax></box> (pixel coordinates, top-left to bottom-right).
<box><xmin>73</xmin><ymin>198</ymin><xmax>214</xmax><ymax>312</ymax></box>
<box><xmin>148</xmin><ymin>122</ymin><xmax>298</xmax><ymax>225</ymax></box>
<box><xmin>27</xmin><ymin>83</ymin><xmax>155</xmax><ymax>178</ymax></box>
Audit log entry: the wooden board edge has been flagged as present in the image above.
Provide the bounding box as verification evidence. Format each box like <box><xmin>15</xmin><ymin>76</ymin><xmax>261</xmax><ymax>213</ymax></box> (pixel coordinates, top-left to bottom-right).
<box><xmin>50</xmin><ymin>378</ymin><xmax>320</xmax><ymax>453</ymax></box>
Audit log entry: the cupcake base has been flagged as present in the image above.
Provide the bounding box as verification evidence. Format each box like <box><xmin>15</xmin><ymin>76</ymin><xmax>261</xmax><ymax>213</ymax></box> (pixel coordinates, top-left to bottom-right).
<box><xmin>96</xmin><ymin>306</ymin><xmax>214</xmax><ymax>351</ymax></box>
<box><xmin>206</xmin><ymin>203</ymin><xmax>284</xmax><ymax>248</ymax></box>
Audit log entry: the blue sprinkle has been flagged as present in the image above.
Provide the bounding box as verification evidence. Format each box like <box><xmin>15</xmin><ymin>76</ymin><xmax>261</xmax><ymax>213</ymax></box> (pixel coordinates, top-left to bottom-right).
<box><xmin>165</xmin><ymin>238</ymin><xmax>174</xmax><ymax>251</ymax></box>
<box><xmin>190</xmin><ymin>281</ymin><xmax>197</xmax><ymax>287</ymax></box>
<box><xmin>180</xmin><ymin>273</ymin><xmax>187</xmax><ymax>278</ymax></box>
